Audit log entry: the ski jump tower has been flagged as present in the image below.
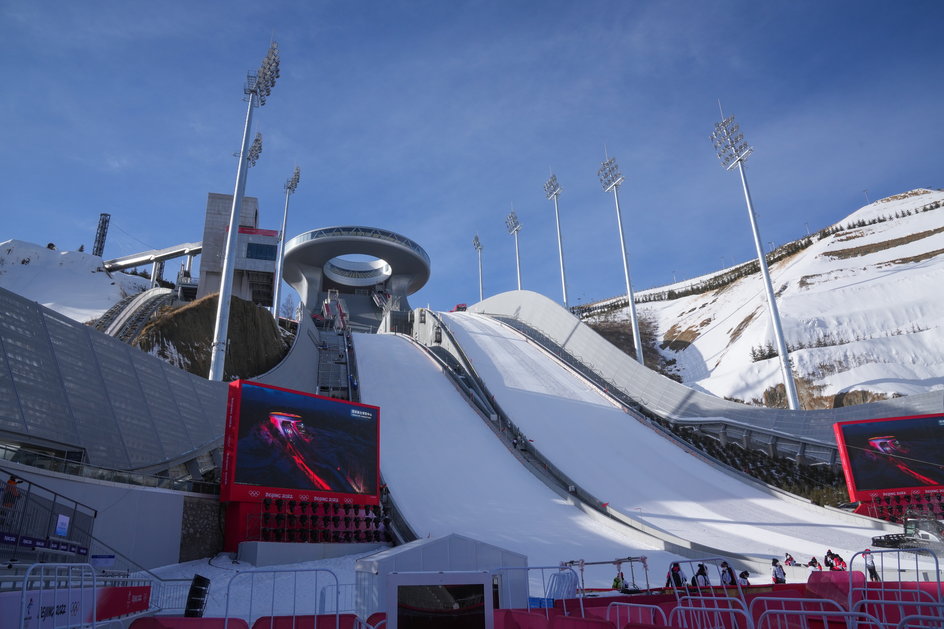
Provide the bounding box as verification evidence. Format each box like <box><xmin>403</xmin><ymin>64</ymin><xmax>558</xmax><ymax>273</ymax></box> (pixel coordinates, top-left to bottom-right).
<box><xmin>281</xmin><ymin>226</ymin><xmax>430</xmax><ymax>332</ymax></box>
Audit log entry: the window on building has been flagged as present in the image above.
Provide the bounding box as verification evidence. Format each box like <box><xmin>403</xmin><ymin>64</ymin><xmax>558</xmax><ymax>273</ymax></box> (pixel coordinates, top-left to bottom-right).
<box><xmin>246</xmin><ymin>243</ymin><xmax>277</xmax><ymax>261</ymax></box>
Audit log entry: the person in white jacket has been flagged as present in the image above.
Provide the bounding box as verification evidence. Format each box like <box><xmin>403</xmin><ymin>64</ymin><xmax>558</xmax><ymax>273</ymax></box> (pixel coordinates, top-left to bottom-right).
<box><xmin>771</xmin><ymin>558</ymin><xmax>786</xmax><ymax>584</ymax></box>
<box><xmin>863</xmin><ymin>549</ymin><xmax>880</xmax><ymax>582</ymax></box>
<box><xmin>692</xmin><ymin>563</ymin><xmax>710</xmax><ymax>587</ymax></box>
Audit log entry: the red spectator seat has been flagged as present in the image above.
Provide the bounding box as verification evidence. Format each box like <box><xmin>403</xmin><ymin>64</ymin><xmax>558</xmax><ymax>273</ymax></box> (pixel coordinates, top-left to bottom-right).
<box><xmin>549</xmin><ymin>615</ymin><xmax>616</xmax><ymax>628</ymax></box>
<box><xmin>130</xmin><ymin>619</ymin><xmax>249</xmax><ymax>629</ymax></box>
<box><xmin>365</xmin><ymin>612</ymin><xmax>386</xmax><ymax>627</ymax></box>
<box><xmin>250</xmin><ymin>614</ymin><xmax>361</xmax><ymax>629</ymax></box>
<box><xmin>495</xmin><ymin>609</ymin><xmax>563</xmax><ymax>629</ymax></box>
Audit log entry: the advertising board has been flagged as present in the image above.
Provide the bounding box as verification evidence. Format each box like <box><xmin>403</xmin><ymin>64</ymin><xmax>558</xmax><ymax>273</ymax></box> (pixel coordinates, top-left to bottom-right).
<box><xmin>0</xmin><ymin>584</ymin><xmax>149</xmax><ymax>629</ymax></box>
<box><xmin>833</xmin><ymin>413</ymin><xmax>944</xmax><ymax>502</ymax></box>
<box><xmin>220</xmin><ymin>380</ymin><xmax>380</xmax><ymax>505</ymax></box>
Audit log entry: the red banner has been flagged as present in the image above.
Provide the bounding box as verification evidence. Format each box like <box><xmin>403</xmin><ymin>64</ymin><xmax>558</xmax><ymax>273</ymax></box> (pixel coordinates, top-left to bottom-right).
<box><xmin>0</xmin><ymin>584</ymin><xmax>150</xmax><ymax>628</ymax></box>
<box><xmin>95</xmin><ymin>585</ymin><xmax>151</xmax><ymax>621</ymax></box>
<box><xmin>238</xmin><ymin>227</ymin><xmax>279</xmax><ymax>236</ymax></box>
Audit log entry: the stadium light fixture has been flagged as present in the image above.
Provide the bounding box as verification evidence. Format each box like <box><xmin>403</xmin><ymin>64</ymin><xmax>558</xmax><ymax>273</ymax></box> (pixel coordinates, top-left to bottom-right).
<box><xmin>545</xmin><ymin>173</ymin><xmax>569</xmax><ymax>308</ymax></box>
<box><xmin>597</xmin><ymin>154</ymin><xmax>644</xmax><ymax>364</ymax></box>
<box><xmin>247</xmin><ymin>133</ymin><xmax>263</xmax><ymax>166</ymax></box>
<box><xmin>473</xmin><ymin>234</ymin><xmax>483</xmax><ymax>303</ymax></box>
<box><xmin>505</xmin><ymin>209</ymin><xmax>522</xmax><ymax>290</ymax></box>
<box><xmin>711</xmin><ymin>108</ymin><xmax>800</xmax><ymax>410</ymax></box>
<box><xmin>272</xmin><ymin>165</ymin><xmax>301</xmax><ymax>319</ymax></box>
<box><xmin>209</xmin><ymin>42</ymin><xmax>281</xmax><ymax>382</ymax></box>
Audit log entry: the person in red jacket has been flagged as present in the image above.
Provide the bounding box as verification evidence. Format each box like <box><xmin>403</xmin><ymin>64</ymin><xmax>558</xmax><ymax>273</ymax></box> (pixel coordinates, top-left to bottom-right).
<box><xmin>0</xmin><ymin>475</ymin><xmax>22</xmax><ymax>527</ymax></box>
<box><xmin>665</xmin><ymin>563</ymin><xmax>685</xmax><ymax>588</ymax></box>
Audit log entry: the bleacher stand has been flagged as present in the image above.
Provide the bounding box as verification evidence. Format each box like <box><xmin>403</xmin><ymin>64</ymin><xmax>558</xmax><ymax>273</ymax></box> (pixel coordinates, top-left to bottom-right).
<box><xmin>858</xmin><ymin>491</ymin><xmax>944</xmax><ymax>523</ymax></box>
<box><xmin>246</xmin><ymin>499</ymin><xmax>391</xmax><ymax>545</ymax></box>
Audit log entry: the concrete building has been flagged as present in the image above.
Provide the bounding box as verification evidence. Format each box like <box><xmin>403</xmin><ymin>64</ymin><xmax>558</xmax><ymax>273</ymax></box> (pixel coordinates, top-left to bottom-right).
<box><xmin>197</xmin><ymin>192</ymin><xmax>279</xmax><ymax>307</ymax></box>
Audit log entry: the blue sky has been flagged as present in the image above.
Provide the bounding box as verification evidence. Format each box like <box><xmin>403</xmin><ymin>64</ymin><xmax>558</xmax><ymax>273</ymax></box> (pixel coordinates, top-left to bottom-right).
<box><xmin>3</xmin><ymin>1</ymin><xmax>942</xmax><ymax>311</ymax></box>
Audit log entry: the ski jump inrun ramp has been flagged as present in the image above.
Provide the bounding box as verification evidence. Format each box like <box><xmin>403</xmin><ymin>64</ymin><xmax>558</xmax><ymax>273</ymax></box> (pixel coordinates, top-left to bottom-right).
<box><xmin>354</xmin><ymin>312</ymin><xmax>894</xmax><ymax>588</ymax></box>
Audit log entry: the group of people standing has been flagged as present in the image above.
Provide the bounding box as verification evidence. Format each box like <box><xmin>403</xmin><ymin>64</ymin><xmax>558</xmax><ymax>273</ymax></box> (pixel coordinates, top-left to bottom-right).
<box><xmin>783</xmin><ymin>549</ymin><xmax>880</xmax><ymax>582</ymax></box>
<box><xmin>657</xmin><ymin>548</ymin><xmax>881</xmax><ymax>592</ymax></box>
<box><xmin>663</xmin><ymin>561</ymin><xmax>750</xmax><ymax>589</ymax></box>
<box><xmin>817</xmin><ymin>550</ymin><xmax>848</xmax><ymax>571</ymax></box>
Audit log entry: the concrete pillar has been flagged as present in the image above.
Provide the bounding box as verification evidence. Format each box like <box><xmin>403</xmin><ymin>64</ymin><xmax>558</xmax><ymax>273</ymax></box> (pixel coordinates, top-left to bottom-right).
<box><xmin>150</xmin><ymin>261</ymin><xmax>161</xmax><ymax>288</ymax></box>
<box><xmin>795</xmin><ymin>442</ymin><xmax>808</xmax><ymax>466</ymax></box>
<box><xmin>387</xmin><ymin>275</ymin><xmax>414</xmax><ymax>312</ymax></box>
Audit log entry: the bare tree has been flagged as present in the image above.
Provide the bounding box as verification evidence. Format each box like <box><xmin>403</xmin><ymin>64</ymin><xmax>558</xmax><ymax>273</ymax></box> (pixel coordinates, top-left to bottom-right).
<box><xmin>279</xmin><ymin>293</ymin><xmax>298</xmax><ymax>320</ymax></box>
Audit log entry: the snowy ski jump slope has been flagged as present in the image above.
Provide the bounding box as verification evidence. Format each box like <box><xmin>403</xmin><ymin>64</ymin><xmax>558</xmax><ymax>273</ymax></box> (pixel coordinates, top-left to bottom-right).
<box><xmin>441</xmin><ymin>311</ymin><xmax>893</xmax><ymax>566</ymax></box>
<box><xmin>354</xmin><ymin>332</ymin><xmax>681</xmax><ymax>589</ymax></box>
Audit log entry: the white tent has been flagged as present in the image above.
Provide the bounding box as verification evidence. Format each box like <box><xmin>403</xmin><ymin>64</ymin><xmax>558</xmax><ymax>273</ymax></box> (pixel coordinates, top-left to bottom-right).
<box><xmin>354</xmin><ymin>533</ymin><xmax>528</xmax><ymax>619</ymax></box>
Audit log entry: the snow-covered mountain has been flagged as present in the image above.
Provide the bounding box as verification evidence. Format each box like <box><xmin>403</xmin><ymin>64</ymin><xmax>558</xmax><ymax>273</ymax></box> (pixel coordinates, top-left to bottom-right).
<box><xmin>4</xmin><ymin>189</ymin><xmax>944</xmax><ymax>409</ymax></box>
<box><xmin>586</xmin><ymin>189</ymin><xmax>944</xmax><ymax>407</ymax></box>
<box><xmin>0</xmin><ymin>239</ymin><xmax>149</xmax><ymax>322</ymax></box>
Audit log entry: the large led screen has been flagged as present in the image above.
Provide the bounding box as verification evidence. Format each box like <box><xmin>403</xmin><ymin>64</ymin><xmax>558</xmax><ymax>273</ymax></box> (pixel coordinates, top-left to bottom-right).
<box><xmin>834</xmin><ymin>413</ymin><xmax>944</xmax><ymax>502</ymax></box>
<box><xmin>220</xmin><ymin>380</ymin><xmax>380</xmax><ymax>504</ymax></box>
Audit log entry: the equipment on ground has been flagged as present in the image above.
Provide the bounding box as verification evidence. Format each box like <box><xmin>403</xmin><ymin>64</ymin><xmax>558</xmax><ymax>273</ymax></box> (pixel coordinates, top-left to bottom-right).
<box><xmin>871</xmin><ymin>517</ymin><xmax>944</xmax><ymax>549</ymax></box>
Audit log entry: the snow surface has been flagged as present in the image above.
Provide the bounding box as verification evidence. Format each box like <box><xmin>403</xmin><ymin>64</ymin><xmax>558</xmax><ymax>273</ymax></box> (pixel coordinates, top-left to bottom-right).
<box><xmin>0</xmin><ymin>239</ymin><xmax>149</xmax><ymax>322</ymax></box>
<box><xmin>138</xmin><ymin>319</ymin><xmax>908</xmax><ymax>613</ymax></box>
<box><xmin>602</xmin><ymin>189</ymin><xmax>944</xmax><ymax>403</ymax></box>
<box><xmin>143</xmin><ymin>321</ymin><xmax>897</xmax><ymax>607</ymax></box>
<box><xmin>441</xmin><ymin>312</ymin><xmax>890</xmax><ymax>565</ymax></box>
<box><xmin>355</xmin><ymin>332</ymin><xmax>679</xmax><ymax>589</ymax></box>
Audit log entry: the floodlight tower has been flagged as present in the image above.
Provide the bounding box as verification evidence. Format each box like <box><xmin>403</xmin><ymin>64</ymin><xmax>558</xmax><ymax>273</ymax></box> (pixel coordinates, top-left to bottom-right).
<box><xmin>472</xmin><ymin>234</ymin><xmax>484</xmax><ymax>303</ymax></box>
<box><xmin>92</xmin><ymin>213</ymin><xmax>111</xmax><ymax>258</ymax></box>
<box><xmin>598</xmin><ymin>155</ymin><xmax>644</xmax><ymax>364</ymax></box>
<box><xmin>272</xmin><ymin>166</ymin><xmax>301</xmax><ymax>319</ymax></box>
<box><xmin>209</xmin><ymin>41</ymin><xmax>280</xmax><ymax>382</ymax></box>
<box><xmin>544</xmin><ymin>173</ymin><xmax>569</xmax><ymax>308</ymax></box>
<box><xmin>711</xmin><ymin>109</ymin><xmax>800</xmax><ymax>410</ymax></box>
<box><xmin>505</xmin><ymin>209</ymin><xmax>522</xmax><ymax>290</ymax></box>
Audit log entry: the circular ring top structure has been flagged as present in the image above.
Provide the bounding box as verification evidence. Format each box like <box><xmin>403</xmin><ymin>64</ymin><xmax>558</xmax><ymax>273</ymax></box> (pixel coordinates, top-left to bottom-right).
<box><xmin>282</xmin><ymin>226</ymin><xmax>430</xmax><ymax>319</ymax></box>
